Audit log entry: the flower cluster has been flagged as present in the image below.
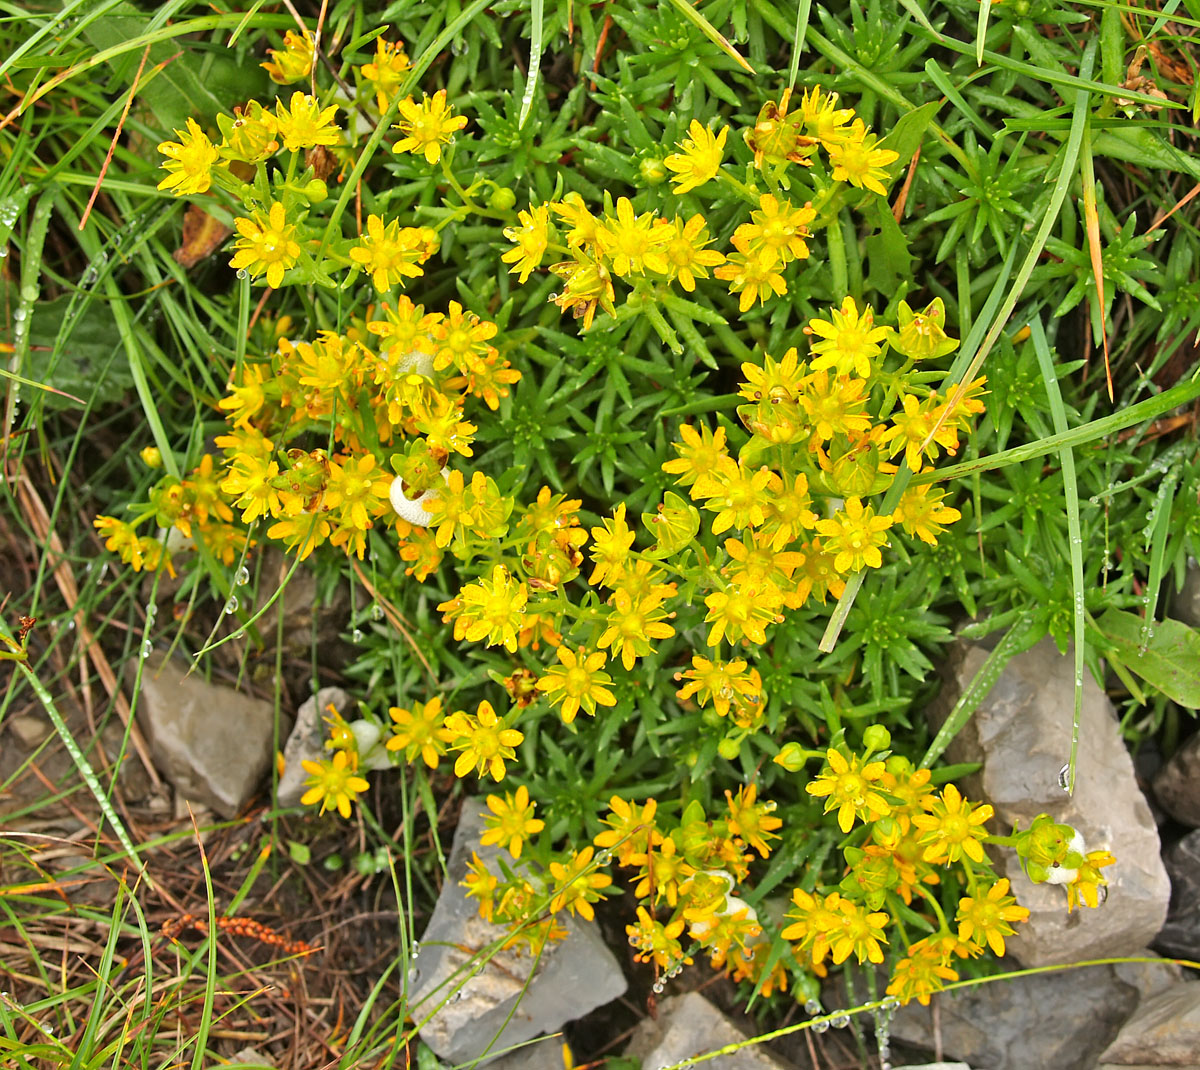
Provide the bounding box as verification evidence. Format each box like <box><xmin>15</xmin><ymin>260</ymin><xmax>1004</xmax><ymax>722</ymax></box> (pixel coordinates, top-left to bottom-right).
<box><xmin>502</xmin><ymin>88</ymin><xmax>900</xmax><ymax>328</ymax></box>
<box><xmin>463</xmin><ymin>788</ymin><xmax>789</xmax><ymax>994</ymax></box>
<box><xmin>776</xmin><ymin>731</ymin><xmax>1114</xmax><ymax>1005</ymax></box>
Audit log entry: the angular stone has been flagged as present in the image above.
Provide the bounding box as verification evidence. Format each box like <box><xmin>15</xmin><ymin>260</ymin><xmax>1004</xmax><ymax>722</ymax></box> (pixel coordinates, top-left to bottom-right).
<box><xmin>895</xmin><ymin>1064</ymin><xmax>974</xmax><ymax>1070</ymax></box>
<box><xmin>133</xmin><ymin>652</ymin><xmax>276</xmax><ymax>818</ymax></box>
<box><xmin>410</xmin><ymin>807</ymin><xmax>627</xmax><ymax>1067</ymax></box>
<box><xmin>889</xmin><ymin>960</ymin><xmax>1167</xmax><ymax>1070</ymax></box>
<box><xmin>277</xmin><ymin>687</ymin><xmax>349</xmax><ymax>808</ymax></box>
<box><xmin>624</xmin><ymin>992</ymin><xmax>796</xmax><ymax>1070</ymax></box>
<box><xmin>1157</xmin><ymin>831</ymin><xmax>1200</xmax><ymax>961</ymax></box>
<box><xmin>1101</xmin><ymin>983</ymin><xmax>1200</xmax><ymax>1066</ymax></box>
<box><xmin>926</xmin><ymin>636</ymin><xmax>1170</xmax><ymax>967</ymax></box>
<box><xmin>1153</xmin><ymin>732</ymin><xmax>1200</xmax><ymax>827</ymax></box>
<box><xmin>483</xmin><ymin>1036</ymin><xmax>566</xmax><ymax>1070</ymax></box>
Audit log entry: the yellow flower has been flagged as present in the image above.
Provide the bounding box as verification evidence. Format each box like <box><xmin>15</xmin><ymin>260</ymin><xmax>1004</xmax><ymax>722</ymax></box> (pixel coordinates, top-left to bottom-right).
<box><xmin>662</xmin><ymin>214</ymin><xmax>725</xmax><ymax>291</ymax></box>
<box><xmin>445</xmin><ymin>699</ymin><xmax>524</xmax><ymax>781</ymax></box>
<box><xmin>300</xmin><ymin>749</ymin><xmax>370</xmax><ymax>819</ymax></box>
<box><xmin>549</xmin><ymin>254</ymin><xmax>615</xmax><ymax>329</ymax></box>
<box><xmin>501</xmin><ymin>204</ymin><xmax>550</xmax><ymax>283</ymax></box>
<box><xmin>480</xmin><ymin>784</ymin><xmax>545</xmax><ymax>859</ymax></box>
<box><xmin>387</xmin><ymin>696</ymin><xmax>454</xmax><ymax>768</ymax></box>
<box><xmin>220</xmin><ymin>452</ymin><xmax>282</xmax><ymax>523</ymax></box>
<box><xmin>725</xmin><ymin>784</ymin><xmax>782</xmax><ymax>858</ymax></box>
<box><xmin>323</xmin><ymin>453</ymin><xmax>391</xmax><ymax>531</ymax></box>
<box><xmin>217</xmin><ymin>100</ymin><xmax>280</xmax><ymax>164</ymax></box>
<box><xmin>798</xmin><ymin>369</ymin><xmax>872</xmax><ymax>443</ymax></box>
<box><xmin>1065</xmin><ymin>849</ymin><xmax>1116</xmax><ymax>911</ymax></box>
<box><xmin>597</xmin><ymin>197</ymin><xmax>671</xmax><ymax>277</ymax></box>
<box><xmin>597</xmin><ymin>590</ymin><xmax>676</xmax><ymax>670</ymax></box>
<box><xmin>826</xmin><ymin>118</ymin><xmax>899</xmax><ymax>196</ymax></box>
<box><xmin>451</xmin><ymin>564</ymin><xmax>529</xmax><ymax>652</ymax></box>
<box><xmin>359</xmin><ymin>37</ymin><xmax>411</xmax><ymax>110</ymax></box>
<box><xmin>662</xmin><ymin>422</ymin><xmax>728</xmax><ymax>488</ymax></box>
<box><xmin>892</xmin><ymin>481</ymin><xmax>962</xmax><ymax>545</ymax></box>
<box><xmin>806</xmin><ymin>296</ymin><xmax>890</xmax><ymax>378</ymax></box>
<box><xmin>588</xmin><ymin>503</ymin><xmax>636</xmax><ymax>587</ymax></box>
<box><xmin>788</xmin><ymin>537</ymin><xmax>846</xmax><ymax>608</ymax></box>
<box><xmin>691</xmin><ymin>457</ymin><xmax>772</xmax><ymax>534</ymax></box>
<box><xmin>911</xmin><ymin>784</ymin><xmax>994</xmax><ymax>865</ymax></box>
<box><xmin>663</xmin><ymin>119</ymin><xmax>728</xmax><ymax>194</ymax></box>
<box><xmin>805</xmin><ymin>748</ymin><xmax>891</xmax><ymax>833</ymax></box>
<box><xmin>266</xmin><ymin>513</ymin><xmax>331</xmax><ymax>560</ymax></box>
<box><xmin>349</xmin><ymin>215</ymin><xmax>427</xmax><ymax>293</ymax></box>
<box><xmin>733</xmin><ymin>194</ymin><xmax>815</xmax><ymax>266</ymax></box>
<box><xmin>714</xmin><ymin>246</ymin><xmax>787</xmax><ymax>312</ymax></box>
<box><xmin>548</xmin><ymin>846</ymin><xmax>612</xmax><ymax>921</ymax></box>
<box><xmin>462</xmin><ymin>851</ymin><xmax>499</xmax><ymax>921</ymax></box>
<box><xmin>703</xmin><ymin>585</ymin><xmax>780</xmax><ymax>647</ymax></box>
<box><xmin>392</xmin><ymin>89</ymin><xmax>467</xmax><ymax>164</ymax></box>
<box><xmin>674</xmin><ymin>655</ymin><xmax>762</xmax><ymax>718</ymax></box>
<box><xmin>956</xmin><ymin>878</ymin><xmax>1030</xmax><ymax>956</ymax></box>
<box><xmin>799</xmin><ymin>86</ymin><xmax>856</xmax><ymax>144</ymax></box>
<box><xmin>537</xmin><ymin>647</ymin><xmax>616</xmax><ymax>724</ymax></box>
<box><xmin>886</xmin><ymin>935</ymin><xmax>961</xmax><ymax>1006</ymax></box>
<box><xmin>157</xmin><ymin>118</ymin><xmax>220</xmax><ymax>196</ymax></box>
<box><xmin>274</xmin><ymin>91</ymin><xmax>341</xmax><ymax>152</ymax></box>
<box><xmin>94</xmin><ymin>515</ymin><xmax>145</xmax><ymax>571</ymax></box>
<box><xmin>430</xmin><ymin>300</ymin><xmax>498</xmax><ymax>373</ymax></box>
<box><xmin>261</xmin><ymin>28</ymin><xmax>315</xmax><ymax>84</ymax></box>
<box><xmin>594</xmin><ymin>796</ymin><xmax>659</xmax><ymax>867</ymax></box>
<box><xmin>814</xmin><ymin>497</ymin><xmax>894</xmax><ymax>574</ymax></box>
<box><xmin>229</xmin><ymin>202</ymin><xmax>301</xmax><ymax>290</ymax></box>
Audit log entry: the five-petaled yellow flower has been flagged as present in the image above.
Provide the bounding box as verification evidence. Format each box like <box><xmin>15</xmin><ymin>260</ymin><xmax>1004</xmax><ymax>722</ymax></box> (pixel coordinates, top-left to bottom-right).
<box><xmin>157</xmin><ymin>118</ymin><xmax>220</xmax><ymax>196</ymax></box>
<box><xmin>480</xmin><ymin>784</ymin><xmax>545</xmax><ymax>858</ymax></box>
<box><xmin>664</xmin><ymin>119</ymin><xmax>728</xmax><ymax>194</ymax></box>
<box><xmin>805</xmin><ymin>748</ymin><xmax>891</xmax><ymax>833</ymax></box>
<box><xmin>229</xmin><ymin>201</ymin><xmax>301</xmax><ymax>289</ymax></box>
<box><xmin>537</xmin><ymin>646</ymin><xmax>617</xmax><ymax>724</ymax></box>
<box><xmin>300</xmin><ymin>749</ymin><xmax>370</xmax><ymax>819</ymax></box>
<box><xmin>392</xmin><ymin>89</ymin><xmax>468</xmax><ymax>163</ymax></box>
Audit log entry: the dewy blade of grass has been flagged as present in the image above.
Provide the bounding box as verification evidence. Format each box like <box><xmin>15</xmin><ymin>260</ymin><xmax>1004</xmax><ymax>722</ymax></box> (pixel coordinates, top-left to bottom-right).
<box><xmin>188</xmin><ymin>809</ymin><xmax>219</xmax><ymax>1070</ymax></box>
<box><xmin>915</xmin><ymin>373</ymin><xmax>1200</xmax><ymax>485</ymax></box>
<box><xmin>1141</xmin><ymin>466</ymin><xmax>1177</xmax><ymax>651</ymax></box>
<box><xmin>922</xmin><ymin>39</ymin><xmax>1096</xmax><ymax>461</ymax></box>
<box><xmin>976</xmin><ymin>0</ymin><xmax>992</xmax><ymax>65</ymax></box>
<box><xmin>2</xmin><ymin>642</ymin><xmax>143</xmax><ymax>873</ymax></box>
<box><xmin>665</xmin><ymin>0</ymin><xmax>754</xmax><ymax>72</ymax></box>
<box><xmin>786</xmin><ymin>0</ymin><xmax>812</xmax><ymax>91</ymax></box>
<box><xmin>922</xmin><ymin>612</ymin><xmax>1037</xmax><ymax>767</ymax></box>
<box><xmin>68</xmin><ymin>879</ymin><xmax>126</xmax><ymax>1070</ymax></box>
<box><xmin>518</xmin><ymin>0</ymin><xmax>544</xmax><ymax>130</ymax></box>
<box><xmin>3</xmin><ymin>189</ymin><xmax>52</xmax><ymax>442</ymax></box>
<box><xmin>1030</xmin><ymin>317</ymin><xmax>1085</xmax><ymax>795</ymax></box>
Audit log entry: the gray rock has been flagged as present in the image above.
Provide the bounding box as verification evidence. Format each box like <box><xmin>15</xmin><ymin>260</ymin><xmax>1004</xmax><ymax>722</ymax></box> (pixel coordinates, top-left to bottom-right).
<box><xmin>1153</xmin><ymin>733</ymin><xmax>1200</xmax><ymax>828</ymax></box>
<box><xmin>1157</xmin><ymin>831</ymin><xmax>1200</xmax><ymax>961</ymax></box>
<box><xmin>895</xmin><ymin>1064</ymin><xmax>974</xmax><ymax>1070</ymax></box>
<box><xmin>482</xmin><ymin>1035</ymin><xmax>566</xmax><ymax>1069</ymax></box>
<box><xmin>225</xmin><ymin>1049</ymin><xmax>273</xmax><ymax>1068</ymax></box>
<box><xmin>926</xmin><ymin>636</ymin><xmax>1170</xmax><ymax>967</ymax></box>
<box><xmin>277</xmin><ymin>687</ymin><xmax>349</xmax><ymax>808</ymax></box>
<box><xmin>133</xmin><ymin>652</ymin><xmax>277</xmax><ymax>818</ymax></box>
<box><xmin>625</xmin><ymin>992</ymin><xmax>796</xmax><ymax>1070</ymax></box>
<box><xmin>410</xmin><ymin>807</ymin><xmax>627</xmax><ymax>1067</ymax></box>
<box><xmin>1171</xmin><ymin>561</ymin><xmax>1200</xmax><ymax>628</ymax></box>
<box><xmin>1101</xmin><ymin>983</ymin><xmax>1200</xmax><ymax>1066</ymax></box>
<box><xmin>890</xmin><ymin>958</ymin><xmax>1180</xmax><ymax>1070</ymax></box>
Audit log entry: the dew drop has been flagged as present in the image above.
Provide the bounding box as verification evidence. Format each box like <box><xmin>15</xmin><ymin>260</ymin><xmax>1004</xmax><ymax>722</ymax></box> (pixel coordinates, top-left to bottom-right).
<box><xmin>595</xmin><ymin>849</ymin><xmax>612</xmax><ymax>866</ymax></box>
<box><xmin>141</xmin><ymin>640</ymin><xmax>153</xmax><ymax>658</ymax></box>
<box><xmin>1057</xmin><ymin>763</ymin><xmax>1071</xmax><ymax>791</ymax></box>
<box><xmin>236</xmin><ymin>268</ymin><xmax>248</xmax><ymax>279</ymax></box>
<box><xmin>145</xmin><ymin>603</ymin><xmax>157</xmax><ymax>620</ymax></box>
<box><xmin>652</xmin><ymin>981</ymin><xmax>664</xmax><ymax>994</ymax></box>
<box><xmin>235</xmin><ymin>566</ymin><xmax>251</xmax><ymax>585</ymax></box>
<box><xmin>411</xmin><ymin>941</ymin><xmax>420</xmax><ymax>958</ymax></box>
<box><xmin>234</xmin><ymin>630</ymin><xmax>246</xmax><ymax>639</ymax></box>
<box><xmin>225</xmin><ymin>595</ymin><xmax>239</xmax><ymax>614</ymax></box>
<box><xmin>831</xmin><ymin>1014</ymin><xmax>850</xmax><ymax>1028</ymax></box>
<box><xmin>811</xmin><ymin>1019</ymin><xmax>829</xmax><ymax>1034</ymax></box>
<box><xmin>804</xmin><ymin>998</ymin><xmax>821</xmax><ymax>1015</ymax></box>
<box><xmin>352</xmin><ymin>628</ymin><xmax>365</xmax><ymax>643</ymax></box>
<box><xmin>881</xmin><ymin>995</ymin><xmax>900</xmax><ymax>1010</ymax></box>
<box><xmin>371</xmin><ymin>603</ymin><xmax>385</xmax><ymax>621</ymax></box>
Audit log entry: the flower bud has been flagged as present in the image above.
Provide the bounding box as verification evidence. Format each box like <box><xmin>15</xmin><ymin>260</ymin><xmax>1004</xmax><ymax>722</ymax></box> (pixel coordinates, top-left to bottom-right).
<box><xmin>717</xmin><ymin>737</ymin><xmax>741</xmax><ymax>761</ymax></box>
<box><xmin>639</xmin><ymin>157</ymin><xmax>667</xmax><ymax>185</ymax></box>
<box><xmin>140</xmin><ymin>446</ymin><xmax>163</xmax><ymax>469</ymax></box>
<box><xmin>489</xmin><ymin>187</ymin><xmax>517</xmax><ymax>211</ymax></box>
<box><xmin>303</xmin><ymin>178</ymin><xmax>328</xmax><ymax>203</ymax></box>
<box><xmin>773</xmin><ymin>742</ymin><xmax>808</xmax><ymax>772</ymax></box>
<box><xmin>862</xmin><ymin>725</ymin><xmax>891</xmax><ymax>753</ymax></box>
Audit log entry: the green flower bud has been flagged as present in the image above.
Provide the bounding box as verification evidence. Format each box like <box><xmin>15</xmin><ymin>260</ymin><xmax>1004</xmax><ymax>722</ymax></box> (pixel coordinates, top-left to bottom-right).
<box><xmin>303</xmin><ymin>178</ymin><xmax>328</xmax><ymax>203</ymax></box>
<box><xmin>717</xmin><ymin>737</ymin><xmax>741</xmax><ymax>761</ymax></box>
<box><xmin>863</xmin><ymin>725</ymin><xmax>891</xmax><ymax>753</ymax></box>
<box><xmin>488</xmin><ymin>187</ymin><xmax>517</xmax><ymax>211</ymax></box>
<box><xmin>639</xmin><ymin>157</ymin><xmax>667</xmax><ymax>185</ymax></box>
<box><xmin>773</xmin><ymin>742</ymin><xmax>808</xmax><ymax>772</ymax></box>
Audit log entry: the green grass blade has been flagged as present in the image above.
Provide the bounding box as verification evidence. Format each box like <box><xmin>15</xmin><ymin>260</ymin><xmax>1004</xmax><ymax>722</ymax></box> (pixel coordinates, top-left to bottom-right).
<box><xmin>787</xmin><ymin>0</ymin><xmax>812</xmax><ymax>91</ymax></box>
<box><xmin>1029</xmin><ymin>316</ymin><xmax>1085</xmax><ymax>794</ymax></box>
<box><xmin>518</xmin><ymin>0</ymin><xmax>544</xmax><ymax>130</ymax></box>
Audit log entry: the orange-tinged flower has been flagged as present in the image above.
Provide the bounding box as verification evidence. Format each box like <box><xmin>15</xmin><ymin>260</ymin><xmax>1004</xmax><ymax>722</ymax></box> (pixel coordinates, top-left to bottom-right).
<box><xmin>444</xmin><ymin>700</ymin><xmax>523</xmax><ymax>782</ymax></box>
<box><xmin>300</xmin><ymin>749</ymin><xmax>370</xmax><ymax>819</ymax></box>
<box><xmin>480</xmin><ymin>784</ymin><xmax>544</xmax><ymax>859</ymax></box>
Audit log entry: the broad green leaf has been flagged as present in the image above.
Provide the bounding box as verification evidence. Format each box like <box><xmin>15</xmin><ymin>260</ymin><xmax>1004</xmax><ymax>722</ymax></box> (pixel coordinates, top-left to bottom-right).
<box><xmin>1096</xmin><ymin>609</ymin><xmax>1200</xmax><ymax>708</ymax></box>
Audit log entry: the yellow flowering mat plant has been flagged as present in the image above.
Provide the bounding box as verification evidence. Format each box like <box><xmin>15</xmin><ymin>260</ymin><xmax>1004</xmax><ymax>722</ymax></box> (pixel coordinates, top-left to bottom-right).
<box><xmin>12</xmin><ymin>0</ymin><xmax>1200</xmax><ymax>1065</ymax></box>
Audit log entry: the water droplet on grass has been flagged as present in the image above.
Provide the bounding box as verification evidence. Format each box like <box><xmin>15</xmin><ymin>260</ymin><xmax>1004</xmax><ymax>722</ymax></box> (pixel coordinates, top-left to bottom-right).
<box><xmin>224</xmin><ymin>596</ymin><xmax>239</xmax><ymax>614</ymax></box>
<box><xmin>352</xmin><ymin>628</ymin><xmax>364</xmax><ymax>643</ymax></box>
<box><xmin>832</xmin><ymin>1014</ymin><xmax>850</xmax><ymax>1028</ymax></box>
<box><xmin>804</xmin><ymin>998</ymin><xmax>821</xmax><ymax>1015</ymax></box>
<box><xmin>812</xmin><ymin>1019</ymin><xmax>829</xmax><ymax>1034</ymax></box>
<box><xmin>235</xmin><ymin>566</ymin><xmax>250</xmax><ymax>585</ymax></box>
<box><xmin>141</xmin><ymin>640</ymin><xmax>153</xmax><ymax>658</ymax></box>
